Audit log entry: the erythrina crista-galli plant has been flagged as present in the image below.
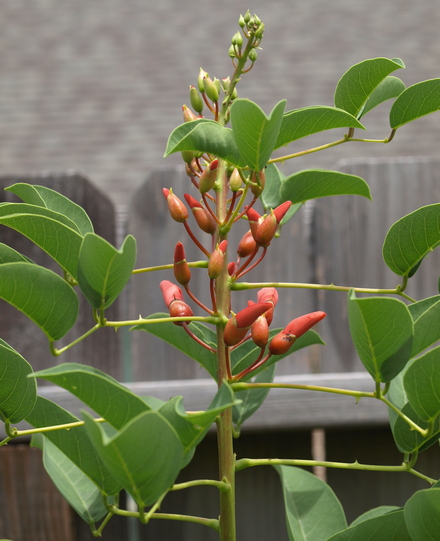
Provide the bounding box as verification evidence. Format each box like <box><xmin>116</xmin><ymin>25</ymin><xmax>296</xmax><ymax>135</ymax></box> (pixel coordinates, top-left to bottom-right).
<box><xmin>1</xmin><ymin>10</ymin><xmax>440</xmax><ymax>541</ymax></box>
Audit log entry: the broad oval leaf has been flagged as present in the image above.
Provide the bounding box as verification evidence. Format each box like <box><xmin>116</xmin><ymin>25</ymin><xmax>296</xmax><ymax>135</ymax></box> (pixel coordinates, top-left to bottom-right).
<box><xmin>275</xmin><ymin>106</ymin><xmax>365</xmax><ymax>149</ymax></box>
<box><xmin>33</xmin><ymin>363</ymin><xmax>150</xmax><ymax>429</ymax></box>
<box><xmin>78</xmin><ymin>233</ymin><xmax>136</xmax><ymax>310</ymax></box>
<box><xmin>350</xmin><ymin>506</ymin><xmax>400</xmax><ymax>527</ymax></box>
<box><xmin>6</xmin><ymin>183</ymin><xmax>94</xmax><ymax>236</ymax></box>
<box><xmin>163</xmin><ymin>119</ymin><xmax>245</xmax><ymax>167</ymax></box>
<box><xmin>327</xmin><ymin>509</ymin><xmax>410</xmax><ymax>541</ymax></box>
<box><xmin>390</xmin><ymin>79</ymin><xmax>440</xmax><ymax>129</ymax></box>
<box><xmin>404</xmin><ymin>488</ymin><xmax>440</xmax><ymax>541</ymax></box>
<box><xmin>359</xmin><ymin>76</ymin><xmax>406</xmax><ymax>118</ymax></box>
<box><xmin>83</xmin><ymin>410</ymin><xmax>184</xmax><ymax>508</ymax></box>
<box><xmin>0</xmin><ymin>243</ymin><xmax>33</xmax><ymax>264</ymax></box>
<box><xmin>348</xmin><ymin>291</ymin><xmax>413</xmax><ymax>382</ymax></box>
<box><xmin>26</xmin><ymin>396</ymin><xmax>121</xmax><ymax>495</ymax></box>
<box><xmin>275</xmin><ymin>465</ymin><xmax>347</xmax><ymax>541</ymax></box>
<box><xmin>404</xmin><ymin>346</ymin><xmax>440</xmax><ymax>421</ymax></box>
<box><xmin>230</xmin><ymin>99</ymin><xmax>286</xmax><ymax>171</ymax></box>
<box><xmin>334</xmin><ymin>57</ymin><xmax>405</xmax><ymax>117</ymax></box>
<box><xmin>382</xmin><ymin>203</ymin><xmax>440</xmax><ymax>276</ymax></box>
<box><xmin>0</xmin><ymin>207</ymin><xmax>84</xmax><ymax>278</ymax></box>
<box><xmin>280</xmin><ymin>169</ymin><xmax>371</xmax><ymax>205</ymax></box>
<box><xmin>132</xmin><ymin>314</ymin><xmax>218</xmax><ymax>379</ymax></box>
<box><xmin>392</xmin><ymin>401</ymin><xmax>440</xmax><ymax>453</ymax></box>
<box><xmin>261</xmin><ymin>163</ymin><xmax>286</xmax><ymax>210</ymax></box>
<box><xmin>408</xmin><ymin>295</ymin><xmax>440</xmax><ymax>357</ymax></box>
<box><xmin>40</xmin><ymin>437</ymin><xmax>110</xmax><ymax>523</ymax></box>
<box><xmin>0</xmin><ymin>262</ymin><xmax>78</xmax><ymax>340</ymax></box>
<box><xmin>0</xmin><ymin>339</ymin><xmax>37</xmax><ymax>423</ymax></box>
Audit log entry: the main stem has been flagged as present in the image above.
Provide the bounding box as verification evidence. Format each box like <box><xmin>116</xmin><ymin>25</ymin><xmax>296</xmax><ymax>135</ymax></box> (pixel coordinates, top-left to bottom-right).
<box><xmin>215</xmin><ymin>161</ymin><xmax>236</xmax><ymax>541</ymax></box>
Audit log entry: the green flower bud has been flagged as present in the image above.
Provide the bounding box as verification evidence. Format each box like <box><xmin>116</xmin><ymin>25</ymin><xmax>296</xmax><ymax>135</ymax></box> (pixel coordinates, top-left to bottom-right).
<box><xmin>243</xmin><ymin>10</ymin><xmax>251</xmax><ymax>23</ymax></box>
<box><xmin>198</xmin><ymin>68</ymin><xmax>208</xmax><ymax>93</ymax></box>
<box><xmin>231</xmin><ymin>31</ymin><xmax>243</xmax><ymax>48</ymax></box>
<box><xmin>213</xmin><ymin>78</ymin><xmax>221</xmax><ymax>94</ymax></box>
<box><xmin>229</xmin><ymin>168</ymin><xmax>242</xmax><ymax>192</ymax></box>
<box><xmin>238</xmin><ymin>14</ymin><xmax>246</xmax><ymax>28</ymax></box>
<box><xmin>181</xmin><ymin>150</ymin><xmax>196</xmax><ymax>164</ymax></box>
<box><xmin>222</xmin><ymin>77</ymin><xmax>231</xmax><ymax>92</ymax></box>
<box><xmin>182</xmin><ymin>104</ymin><xmax>198</xmax><ymax>122</ymax></box>
<box><xmin>249</xmin><ymin>48</ymin><xmax>258</xmax><ymax>62</ymax></box>
<box><xmin>255</xmin><ymin>23</ymin><xmax>265</xmax><ymax>38</ymax></box>
<box><xmin>254</xmin><ymin>15</ymin><xmax>262</xmax><ymax>26</ymax></box>
<box><xmin>203</xmin><ymin>76</ymin><xmax>219</xmax><ymax>102</ymax></box>
<box><xmin>228</xmin><ymin>45</ymin><xmax>237</xmax><ymax>58</ymax></box>
<box><xmin>189</xmin><ymin>86</ymin><xmax>203</xmax><ymax>114</ymax></box>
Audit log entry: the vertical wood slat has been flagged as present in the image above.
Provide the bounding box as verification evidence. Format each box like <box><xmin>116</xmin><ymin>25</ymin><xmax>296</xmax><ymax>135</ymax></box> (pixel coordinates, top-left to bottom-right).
<box><xmin>0</xmin><ymin>173</ymin><xmax>121</xmax><ymax>380</ymax></box>
<box><xmin>313</xmin><ymin>157</ymin><xmax>440</xmax><ymax>373</ymax></box>
<box><xmin>128</xmin><ymin>166</ymin><xmax>314</xmax><ymax>382</ymax></box>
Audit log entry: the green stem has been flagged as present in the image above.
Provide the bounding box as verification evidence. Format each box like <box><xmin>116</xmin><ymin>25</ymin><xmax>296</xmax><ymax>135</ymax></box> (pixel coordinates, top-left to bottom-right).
<box><xmin>132</xmin><ymin>260</ymin><xmax>208</xmax><ymax>274</ymax></box>
<box><xmin>50</xmin><ymin>322</ymin><xmax>102</xmax><ymax>356</ymax></box>
<box><xmin>14</xmin><ymin>417</ymin><xmax>106</xmax><ymax>437</ymax></box>
<box><xmin>235</xmin><ymin>457</ymin><xmax>436</xmax><ymax>484</ymax></box>
<box><xmin>380</xmin><ymin>395</ymin><xmax>429</xmax><ymax>437</ymax></box>
<box><xmin>109</xmin><ymin>507</ymin><xmax>219</xmax><ymax>531</ymax></box>
<box><xmin>171</xmin><ymin>479</ymin><xmax>229</xmax><ymax>493</ymax></box>
<box><xmin>104</xmin><ymin>315</ymin><xmax>221</xmax><ymax>328</ymax></box>
<box><xmin>231</xmin><ymin>382</ymin><xmax>375</xmax><ymax>400</ymax></box>
<box><xmin>90</xmin><ymin>511</ymin><xmax>114</xmax><ymax>537</ymax></box>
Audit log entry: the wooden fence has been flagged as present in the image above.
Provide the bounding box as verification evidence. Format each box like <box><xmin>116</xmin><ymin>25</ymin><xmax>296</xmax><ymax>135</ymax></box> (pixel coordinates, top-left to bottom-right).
<box><xmin>0</xmin><ymin>158</ymin><xmax>439</xmax><ymax>540</ymax></box>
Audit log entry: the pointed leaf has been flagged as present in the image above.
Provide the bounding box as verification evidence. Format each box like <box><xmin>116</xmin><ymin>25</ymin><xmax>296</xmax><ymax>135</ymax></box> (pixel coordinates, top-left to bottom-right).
<box><xmin>382</xmin><ymin>203</ymin><xmax>440</xmax><ymax>276</ymax></box>
<box><xmin>6</xmin><ymin>183</ymin><xmax>94</xmax><ymax>236</ymax></box>
<box><xmin>390</xmin><ymin>79</ymin><xmax>440</xmax><ymax>129</ymax></box>
<box><xmin>404</xmin><ymin>488</ymin><xmax>440</xmax><ymax>541</ymax></box>
<box><xmin>275</xmin><ymin>106</ymin><xmax>365</xmax><ymax>149</ymax></box>
<box><xmin>392</xmin><ymin>401</ymin><xmax>440</xmax><ymax>453</ymax></box>
<box><xmin>350</xmin><ymin>506</ymin><xmax>400</xmax><ymax>527</ymax></box>
<box><xmin>78</xmin><ymin>233</ymin><xmax>136</xmax><ymax>309</ymax></box>
<box><xmin>0</xmin><ymin>339</ymin><xmax>37</xmax><ymax>423</ymax></box>
<box><xmin>348</xmin><ymin>291</ymin><xmax>413</xmax><ymax>382</ymax></box>
<box><xmin>334</xmin><ymin>57</ymin><xmax>405</xmax><ymax>117</ymax></box>
<box><xmin>230</xmin><ymin>99</ymin><xmax>286</xmax><ymax>170</ymax></box>
<box><xmin>0</xmin><ymin>243</ymin><xmax>33</xmax><ymax>264</ymax></box>
<box><xmin>25</xmin><ymin>396</ymin><xmax>121</xmax><ymax>495</ymax></box>
<box><xmin>41</xmin><ymin>437</ymin><xmax>109</xmax><ymax>523</ymax></box>
<box><xmin>280</xmin><ymin>170</ymin><xmax>371</xmax><ymax>205</ymax></box>
<box><xmin>83</xmin><ymin>410</ymin><xmax>183</xmax><ymax>508</ymax></box>
<box><xmin>327</xmin><ymin>509</ymin><xmax>410</xmax><ymax>541</ymax></box>
<box><xmin>33</xmin><ymin>363</ymin><xmax>150</xmax><ymax>429</ymax></box>
<box><xmin>233</xmin><ymin>364</ymin><xmax>275</xmax><ymax>428</ymax></box>
<box><xmin>404</xmin><ymin>346</ymin><xmax>440</xmax><ymax>421</ymax></box>
<box><xmin>261</xmin><ymin>163</ymin><xmax>286</xmax><ymax>210</ymax></box>
<box><xmin>275</xmin><ymin>465</ymin><xmax>347</xmax><ymax>541</ymax></box>
<box><xmin>359</xmin><ymin>76</ymin><xmax>406</xmax><ymax>118</ymax></box>
<box><xmin>0</xmin><ymin>262</ymin><xmax>78</xmax><ymax>340</ymax></box>
<box><xmin>0</xmin><ymin>206</ymin><xmax>84</xmax><ymax>278</ymax></box>
<box><xmin>132</xmin><ymin>314</ymin><xmax>218</xmax><ymax>379</ymax></box>
<box><xmin>164</xmin><ymin>119</ymin><xmax>245</xmax><ymax>167</ymax></box>
<box><xmin>408</xmin><ymin>296</ymin><xmax>440</xmax><ymax>357</ymax></box>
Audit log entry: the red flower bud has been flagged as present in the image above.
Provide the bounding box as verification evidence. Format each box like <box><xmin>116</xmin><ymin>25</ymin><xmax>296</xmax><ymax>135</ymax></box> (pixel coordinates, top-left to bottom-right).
<box><xmin>251</xmin><ymin>315</ymin><xmax>269</xmax><ymax>347</ymax></box>
<box><xmin>228</xmin><ymin>261</ymin><xmax>237</xmax><ymax>275</ymax></box>
<box><xmin>254</xmin><ymin>210</ymin><xmax>278</xmax><ymax>247</ymax></box>
<box><xmin>246</xmin><ymin>207</ymin><xmax>262</xmax><ymax>238</ymax></box>
<box><xmin>284</xmin><ymin>311</ymin><xmax>326</xmax><ymax>338</ymax></box>
<box><xmin>257</xmin><ymin>288</ymin><xmax>278</xmax><ymax>325</ymax></box>
<box><xmin>184</xmin><ymin>194</ymin><xmax>217</xmax><ymax>234</ymax></box>
<box><xmin>199</xmin><ymin>160</ymin><xmax>219</xmax><ymax>194</ymax></box>
<box><xmin>168</xmin><ymin>299</ymin><xmax>194</xmax><ymax>325</ymax></box>
<box><xmin>269</xmin><ymin>331</ymin><xmax>296</xmax><ymax>355</ymax></box>
<box><xmin>160</xmin><ymin>280</ymin><xmax>184</xmax><ymax>307</ymax></box>
<box><xmin>182</xmin><ymin>104</ymin><xmax>198</xmax><ymax>122</ymax></box>
<box><xmin>250</xmin><ymin>170</ymin><xmax>266</xmax><ymax>197</ymax></box>
<box><xmin>223</xmin><ymin>302</ymin><xmax>272</xmax><ymax>346</ymax></box>
<box><xmin>237</xmin><ymin>230</ymin><xmax>257</xmax><ymax>258</ymax></box>
<box><xmin>273</xmin><ymin>201</ymin><xmax>292</xmax><ymax>223</ymax></box>
<box><xmin>173</xmin><ymin>242</ymin><xmax>191</xmax><ymax>285</ymax></box>
<box><xmin>208</xmin><ymin>240</ymin><xmax>228</xmax><ymax>279</ymax></box>
<box><xmin>162</xmin><ymin>188</ymin><xmax>188</xmax><ymax>223</ymax></box>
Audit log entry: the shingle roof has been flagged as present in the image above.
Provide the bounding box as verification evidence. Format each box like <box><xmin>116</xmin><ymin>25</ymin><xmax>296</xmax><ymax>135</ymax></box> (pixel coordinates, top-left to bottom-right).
<box><xmin>1</xmin><ymin>0</ymin><xmax>440</xmax><ymax>205</ymax></box>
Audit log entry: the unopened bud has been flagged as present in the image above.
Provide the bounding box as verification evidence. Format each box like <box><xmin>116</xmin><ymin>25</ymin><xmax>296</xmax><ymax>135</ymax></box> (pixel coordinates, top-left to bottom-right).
<box><xmin>198</xmin><ymin>68</ymin><xmax>208</xmax><ymax>93</ymax></box>
<box><xmin>237</xmin><ymin>230</ymin><xmax>257</xmax><ymax>258</ymax></box>
<box><xmin>229</xmin><ymin>168</ymin><xmax>242</xmax><ymax>192</ymax></box>
<box><xmin>208</xmin><ymin>240</ymin><xmax>227</xmax><ymax>279</ymax></box>
<box><xmin>168</xmin><ymin>299</ymin><xmax>194</xmax><ymax>325</ymax></box>
<box><xmin>160</xmin><ymin>280</ymin><xmax>184</xmax><ymax>307</ymax></box>
<box><xmin>246</xmin><ymin>206</ymin><xmax>262</xmax><ymax>238</ymax></box>
<box><xmin>284</xmin><ymin>311</ymin><xmax>326</xmax><ymax>338</ymax></box>
<box><xmin>255</xmin><ymin>22</ymin><xmax>265</xmax><ymax>38</ymax></box>
<box><xmin>254</xmin><ymin>209</ymin><xmax>278</xmax><ymax>247</ymax></box>
<box><xmin>238</xmin><ymin>14</ymin><xmax>246</xmax><ymax>28</ymax></box>
<box><xmin>269</xmin><ymin>331</ymin><xmax>296</xmax><ymax>355</ymax></box>
<box><xmin>182</xmin><ymin>105</ymin><xmax>198</xmax><ymax>123</ymax></box>
<box><xmin>199</xmin><ymin>159</ymin><xmax>219</xmax><ymax>194</ymax></box>
<box><xmin>184</xmin><ymin>193</ymin><xmax>217</xmax><ymax>235</ymax></box>
<box><xmin>250</xmin><ymin>169</ymin><xmax>266</xmax><ymax>197</ymax></box>
<box><xmin>251</xmin><ymin>315</ymin><xmax>269</xmax><ymax>347</ymax></box>
<box><xmin>231</xmin><ymin>31</ymin><xmax>243</xmax><ymax>48</ymax></box>
<box><xmin>203</xmin><ymin>76</ymin><xmax>219</xmax><ymax>102</ymax></box>
<box><xmin>249</xmin><ymin>48</ymin><xmax>258</xmax><ymax>62</ymax></box>
<box><xmin>162</xmin><ymin>188</ymin><xmax>188</xmax><ymax>223</ymax></box>
<box><xmin>189</xmin><ymin>86</ymin><xmax>204</xmax><ymax>114</ymax></box>
<box><xmin>223</xmin><ymin>302</ymin><xmax>271</xmax><ymax>346</ymax></box>
<box><xmin>174</xmin><ymin>242</ymin><xmax>191</xmax><ymax>285</ymax></box>
<box><xmin>228</xmin><ymin>44</ymin><xmax>237</xmax><ymax>58</ymax></box>
<box><xmin>243</xmin><ymin>10</ymin><xmax>251</xmax><ymax>23</ymax></box>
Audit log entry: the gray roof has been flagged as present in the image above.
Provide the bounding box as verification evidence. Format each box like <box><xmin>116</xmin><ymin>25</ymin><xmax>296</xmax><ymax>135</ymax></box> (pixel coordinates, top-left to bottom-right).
<box><xmin>1</xmin><ymin>0</ymin><xmax>440</xmax><ymax>205</ymax></box>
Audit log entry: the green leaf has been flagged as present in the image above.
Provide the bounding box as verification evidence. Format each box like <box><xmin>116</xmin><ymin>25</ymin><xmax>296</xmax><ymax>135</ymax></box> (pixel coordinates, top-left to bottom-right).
<box><xmin>275</xmin><ymin>465</ymin><xmax>347</xmax><ymax>541</ymax></box>
<box><xmin>327</xmin><ymin>509</ymin><xmax>410</xmax><ymax>541</ymax></box>
<box><xmin>0</xmin><ymin>205</ymin><xmax>84</xmax><ymax>278</ymax></box>
<box><xmin>382</xmin><ymin>203</ymin><xmax>440</xmax><ymax>277</ymax></box>
<box><xmin>132</xmin><ymin>314</ymin><xmax>218</xmax><ymax>379</ymax></box>
<box><xmin>404</xmin><ymin>488</ymin><xmax>440</xmax><ymax>541</ymax></box>
<box><xmin>359</xmin><ymin>76</ymin><xmax>406</xmax><ymax>118</ymax></box>
<box><xmin>41</xmin><ymin>437</ymin><xmax>109</xmax><ymax>523</ymax></box>
<box><xmin>233</xmin><ymin>364</ymin><xmax>275</xmax><ymax>429</ymax></box>
<box><xmin>230</xmin><ymin>99</ymin><xmax>286</xmax><ymax>170</ymax></box>
<box><xmin>6</xmin><ymin>183</ymin><xmax>94</xmax><ymax>236</ymax></box>
<box><xmin>275</xmin><ymin>106</ymin><xmax>365</xmax><ymax>149</ymax></box>
<box><xmin>232</xmin><ymin>328</ymin><xmax>324</xmax><ymax>377</ymax></box>
<box><xmin>0</xmin><ymin>340</ymin><xmax>37</xmax><ymax>423</ymax></box>
<box><xmin>348</xmin><ymin>291</ymin><xmax>413</xmax><ymax>382</ymax></box>
<box><xmin>408</xmin><ymin>296</ymin><xmax>440</xmax><ymax>357</ymax></box>
<box><xmin>392</xmin><ymin>401</ymin><xmax>440</xmax><ymax>453</ymax></box>
<box><xmin>390</xmin><ymin>79</ymin><xmax>440</xmax><ymax>129</ymax></box>
<box><xmin>78</xmin><ymin>233</ymin><xmax>136</xmax><ymax>310</ymax></box>
<box><xmin>334</xmin><ymin>57</ymin><xmax>405</xmax><ymax>117</ymax></box>
<box><xmin>280</xmin><ymin>170</ymin><xmax>371</xmax><ymax>205</ymax></box>
<box><xmin>33</xmin><ymin>363</ymin><xmax>150</xmax><ymax>429</ymax></box>
<box><xmin>0</xmin><ymin>262</ymin><xmax>78</xmax><ymax>340</ymax></box>
<box><xmin>25</xmin><ymin>396</ymin><xmax>121</xmax><ymax>495</ymax></box>
<box><xmin>83</xmin><ymin>410</ymin><xmax>184</xmax><ymax>508</ymax></box>
<box><xmin>163</xmin><ymin>119</ymin><xmax>245</xmax><ymax>167</ymax></box>
<box><xmin>0</xmin><ymin>243</ymin><xmax>33</xmax><ymax>264</ymax></box>
<box><xmin>404</xmin><ymin>346</ymin><xmax>440</xmax><ymax>421</ymax></box>
<box><xmin>261</xmin><ymin>163</ymin><xmax>286</xmax><ymax>210</ymax></box>
<box><xmin>350</xmin><ymin>506</ymin><xmax>400</xmax><ymax>527</ymax></box>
